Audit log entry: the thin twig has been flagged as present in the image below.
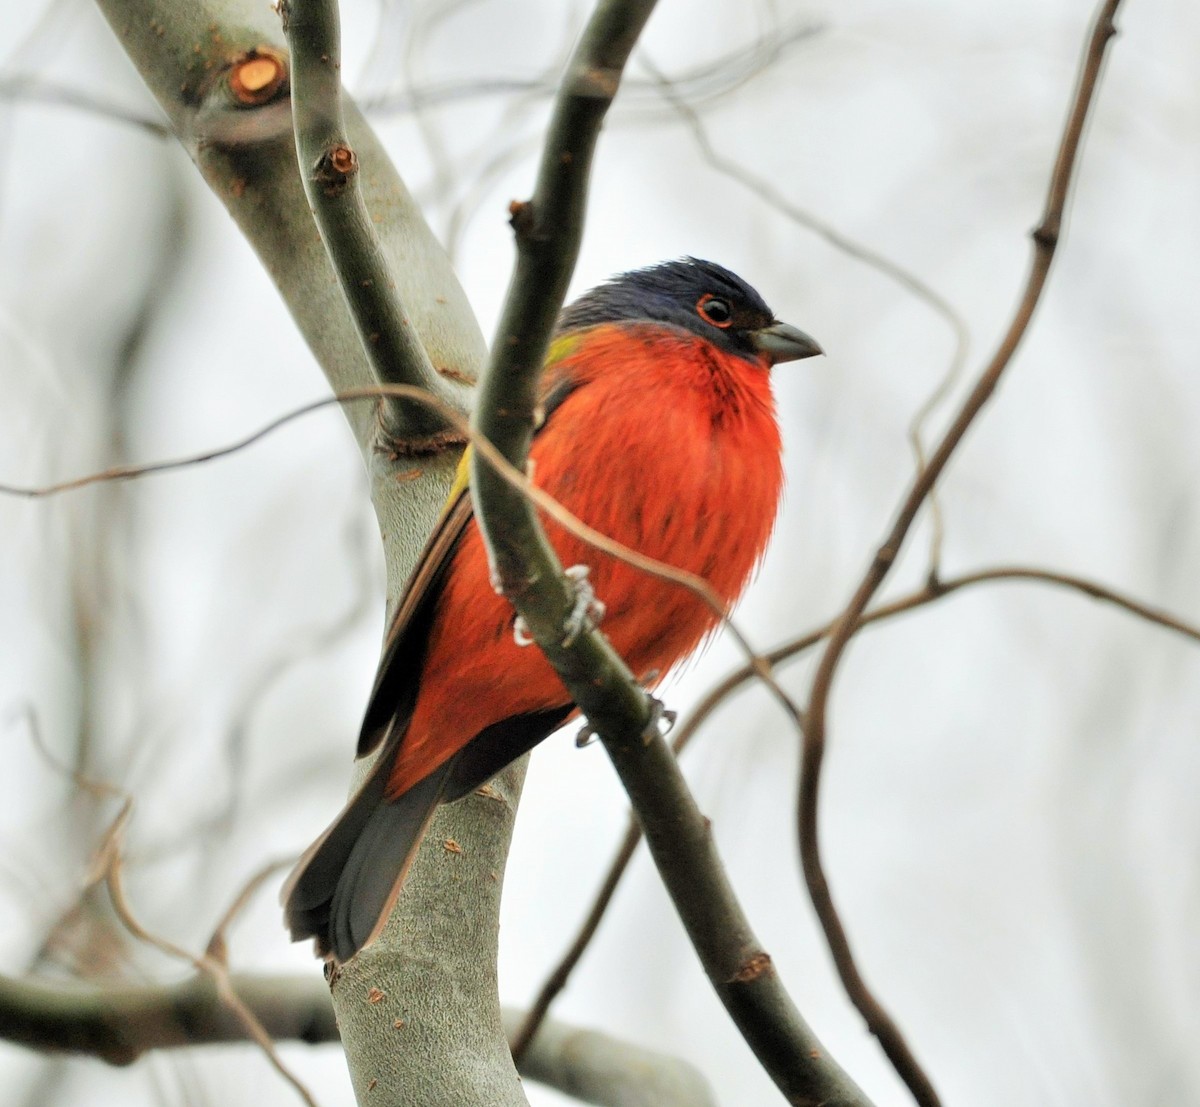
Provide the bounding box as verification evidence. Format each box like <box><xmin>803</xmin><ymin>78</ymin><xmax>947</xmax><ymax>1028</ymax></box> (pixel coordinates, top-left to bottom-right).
<box><xmin>513</xmin><ymin>556</ymin><xmax>1197</xmax><ymax>1057</ymax></box>
<box><xmin>798</xmin><ymin>6</ymin><xmax>1125</xmax><ymax>1105</ymax></box>
<box><xmin>280</xmin><ymin>0</ymin><xmax>450</xmax><ymax>442</ymax></box>
<box><xmin>7</xmin><ymin>709</ymin><xmax>321</xmax><ymax>1106</ymax></box>
<box><xmin>0</xmin><ymin>384</ymin><xmax>802</xmax><ymax>737</ymax></box>
<box><xmin>0</xmin><ymin>394</ymin><xmax>373</xmax><ymax>498</ymax></box>
<box><xmin>100</xmin><ymin>814</ymin><xmax>321</xmax><ymax>1107</ymax></box>
<box><xmin>359</xmin><ymin>16</ymin><xmax>821</xmax><ymax>118</ymax></box>
<box><xmin>0</xmin><ymin>76</ymin><xmax>170</xmax><ymax>136</ymax></box>
<box><xmin>640</xmin><ymin>52</ymin><xmax>971</xmax><ymax>581</ymax></box>
<box><xmin>205</xmin><ymin>858</ymin><xmax>295</xmax><ymax>963</ymax></box>
<box><xmin>509</xmin><ymin>818</ymin><xmax>641</xmax><ymax>1061</ymax></box>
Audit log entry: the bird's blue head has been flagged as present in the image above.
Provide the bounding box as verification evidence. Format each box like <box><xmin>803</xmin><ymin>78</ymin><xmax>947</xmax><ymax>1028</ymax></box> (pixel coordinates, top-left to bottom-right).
<box><xmin>557</xmin><ymin>258</ymin><xmax>822</xmax><ymax>366</ymax></box>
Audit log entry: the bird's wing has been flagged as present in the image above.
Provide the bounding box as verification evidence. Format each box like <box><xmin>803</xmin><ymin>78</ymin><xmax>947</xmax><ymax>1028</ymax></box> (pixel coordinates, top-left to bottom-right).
<box><xmin>356</xmin><ymin>455</ymin><xmax>474</xmax><ymax>758</ymax></box>
<box><xmin>284</xmin><ymin>333</ymin><xmax>592</xmax><ymax>959</ymax></box>
<box><xmin>356</xmin><ymin>342</ymin><xmax>586</xmax><ymax>761</ymax></box>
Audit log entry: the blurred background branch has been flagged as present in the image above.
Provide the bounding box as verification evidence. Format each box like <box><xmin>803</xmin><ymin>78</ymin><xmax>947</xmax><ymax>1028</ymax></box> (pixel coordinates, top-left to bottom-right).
<box><xmin>0</xmin><ymin>972</ymin><xmax>720</xmax><ymax>1107</ymax></box>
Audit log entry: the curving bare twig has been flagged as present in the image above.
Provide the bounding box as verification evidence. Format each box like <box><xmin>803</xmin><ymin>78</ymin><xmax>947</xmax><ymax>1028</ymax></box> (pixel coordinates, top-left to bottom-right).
<box><xmin>7</xmin><ymin>709</ymin><xmax>321</xmax><ymax>1106</ymax></box>
<box><xmin>797</xmin><ymin>5</ymin><xmax>1126</xmax><ymax>1104</ymax></box>
<box><xmin>0</xmin><ymin>382</ymin><xmax>804</xmax><ymax>740</ymax></box>
<box><xmin>360</xmin><ymin>12</ymin><xmax>821</xmax><ymax>119</ymax></box>
<box><xmin>639</xmin><ymin>51</ymin><xmax>971</xmax><ymax>580</ymax></box>
<box><xmin>205</xmin><ymin>857</ymin><xmax>296</xmax><ymax>963</ymax></box>
<box><xmin>512</xmin><ymin>557</ymin><xmax>1199</xmax><ymax>1059</ymax></box>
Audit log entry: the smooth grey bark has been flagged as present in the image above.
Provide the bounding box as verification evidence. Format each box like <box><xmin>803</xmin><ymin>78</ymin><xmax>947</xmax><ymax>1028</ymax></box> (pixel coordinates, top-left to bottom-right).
<box><xmin>90</xmin><ymin>1</ymin><xmax>527</xmax><ymax>1103</ymax></box>
<box><xmin>501</xmin><ymin>1010</ymin><xmax>720</xmax><ymax>1107</ymax></box>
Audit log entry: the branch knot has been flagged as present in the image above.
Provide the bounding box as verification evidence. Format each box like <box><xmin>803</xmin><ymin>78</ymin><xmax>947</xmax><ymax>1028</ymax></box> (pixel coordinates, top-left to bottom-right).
<box><xmin>228</xmin><ymin>48</ymin><xmax>289</xmax><ymax>107</ymax></box>
<box><xmin>313</xmin><ymin>144</ymin><xmax>358</xmax><ymax>196</ymax></box>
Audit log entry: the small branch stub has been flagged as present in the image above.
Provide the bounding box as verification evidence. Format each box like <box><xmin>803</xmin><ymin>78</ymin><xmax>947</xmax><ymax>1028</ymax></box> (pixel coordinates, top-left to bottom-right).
<box><xmin>228</xmin><ymin>47</ymin><xmax>288</xmax><ymax>106</ymax></box>
<box><xmin>573</xmin><ymin>64</ymin><xmax>620</xmax><ymax>99</ymax></box>
<box><xmin>507</xmin><ymin>199</ymin><xmax>536</xmax><ymax>238</ymax></box>
<box><xmin>314</xmin><ymin>143</ymin><xmax>358</xmax><ymax>196</ymax></box>
<box><xmin>730</xmin><ymin>952</ymin><xmax>774</xmax><ymax>984</ymax></box>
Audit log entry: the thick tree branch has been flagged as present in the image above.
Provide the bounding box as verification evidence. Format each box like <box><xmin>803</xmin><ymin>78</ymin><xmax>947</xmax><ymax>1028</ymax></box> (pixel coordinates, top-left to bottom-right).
<box><xmin>0</xmin><ymin>974</ymin><xmax>713</xmax><ymax>1107</ymax></box>
<box><xmin>798</xmin><ymin>5</ymin><xmax>1125</xmax><ymax>1104</ymax></box>
<box><xmin>468</xmin><ymin>2</ymin><xmax>868</xmax><ymax>1104</ymax></box>
<box><xmin>93</xmin><ymin>0</ymin><xmax>482</xmax><ymax>450</ymax></box>
<box><xmin>501</xmin><ymin>1010</ymin><xmax>719</xmax><ymax>1107</ymax></box>
<box><xmin>89</xmin><ymin>3</ymin><xmax>522</xmax><ymax>1106</ymax></box>
<box><xmin>0</xmin><ymin>973</ymin><xmax>337</xmax><ymax>1065</ymax></box>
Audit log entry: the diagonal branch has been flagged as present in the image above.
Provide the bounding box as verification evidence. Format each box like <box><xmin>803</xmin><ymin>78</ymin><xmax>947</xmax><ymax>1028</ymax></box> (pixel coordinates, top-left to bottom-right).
<box><xmin>280</xmin><ymin>0</ymin><xmax>461</xmax><ymax>443</ymax></box>
<box><xmin>797</xmin><ymin>4</ymin><xmax>1126</xmax><ymax>1105</ymax></box>
<box><xmin>0</xmin><ymin>381</ymin><xmax>802</xmax><ymax>741</ymax></box>
<box><xmin>467</xmin><ymin>2</ymin><xmax>869</xmax><ymax>1103</ymax></box>
<box><xmin>513</xmin><ymin>551</ymin><xmax>1198</xmax><ymax>1067</ymax></box>
<box><xmin>508</xmin><ymin>819</ymin><xmax>641</xmax><ymax>1062</ymax></box>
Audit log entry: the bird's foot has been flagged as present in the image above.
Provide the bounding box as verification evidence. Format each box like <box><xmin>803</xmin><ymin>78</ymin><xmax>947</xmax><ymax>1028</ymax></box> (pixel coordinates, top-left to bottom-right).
<box><xmin>512</xmin><ymin>616</ymin><xmax>534</xmax><ymax>647</ymax></box>
<box><xmin>641</xmin><ymin>695</ymin><xmax>677</xmax><ymax>745</ymax></box>
<box><xmin>575</xmin><ymin>694</ymin><xmax>676</xmax><ymax>749</ymax></box>
<box><xmin>512</xmin><ymin>565</ymin><xmax>605</xmax><ymax>649</ymax></box>
<box><xmin>560</xmin><ymin>564</ymin><xmax>605</xmax><ymax>647</ymax></box>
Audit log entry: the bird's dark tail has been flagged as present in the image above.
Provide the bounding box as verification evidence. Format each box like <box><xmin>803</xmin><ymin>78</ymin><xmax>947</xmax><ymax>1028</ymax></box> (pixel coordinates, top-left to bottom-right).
<box><xmin>282</xmin><ymin>754</ymin><xmax>452</xmax><ymax>963</ymax></box>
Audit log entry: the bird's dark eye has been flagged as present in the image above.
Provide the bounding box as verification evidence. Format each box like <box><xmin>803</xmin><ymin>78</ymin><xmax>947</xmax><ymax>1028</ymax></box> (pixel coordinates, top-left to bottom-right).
<box><xmin>697</xmin><ymin>294</ymin><xmax>733</xmax><ymax>328</ymax></box>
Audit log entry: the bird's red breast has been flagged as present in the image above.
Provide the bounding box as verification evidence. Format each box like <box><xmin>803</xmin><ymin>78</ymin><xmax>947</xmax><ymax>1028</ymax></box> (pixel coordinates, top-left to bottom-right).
<box><xmin>385</xmin><ymin>321</ymin><xmax>783</xmax><ymax>798</ymax></box>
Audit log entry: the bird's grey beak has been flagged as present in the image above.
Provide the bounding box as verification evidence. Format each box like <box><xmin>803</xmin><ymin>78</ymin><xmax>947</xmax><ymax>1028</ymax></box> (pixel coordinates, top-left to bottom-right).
<box><xmin>752</xmin><ymin>321</ymin><xmax>824</xmax><ymax>365</ymax></box>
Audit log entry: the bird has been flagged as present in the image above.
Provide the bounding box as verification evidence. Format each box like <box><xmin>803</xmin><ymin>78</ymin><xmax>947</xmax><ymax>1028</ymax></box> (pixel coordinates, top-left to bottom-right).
<box><xmin>283</xmin><ymin>258</ymin><xmax>822</xmax><ymax>962</ymax></box>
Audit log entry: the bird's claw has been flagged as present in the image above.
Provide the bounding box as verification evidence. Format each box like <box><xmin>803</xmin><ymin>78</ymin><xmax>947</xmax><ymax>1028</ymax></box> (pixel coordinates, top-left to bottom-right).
<box><xmin>511</xmin><ymin>565</ymin><xmax>605</xmax><ymax>649</ymax></box>
<box><xmin>575</xmin><ymin>695</ymin><xmax>676</xmax><ymax>750</ymax></box>
<box><xmin>512</xmin><ymin>615</ymin><xmax>534</xmax><ymax>647</ymax></box>
<box><xmin>560</xmin><ymin>564</ymin><xmax>605</xmax><ymax>647</ymax></box>
<box><xmin>641</xmin><ymin>695</ymin><xmax>677</xmax><ymax>745</ymax></box>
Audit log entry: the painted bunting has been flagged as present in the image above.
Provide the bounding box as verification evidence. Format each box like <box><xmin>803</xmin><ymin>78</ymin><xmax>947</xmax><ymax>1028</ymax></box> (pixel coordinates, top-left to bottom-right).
<box><xmin>284</xmin><ymin>258</ymin><xmax>822</xmax><ymax>962</ymax></box>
